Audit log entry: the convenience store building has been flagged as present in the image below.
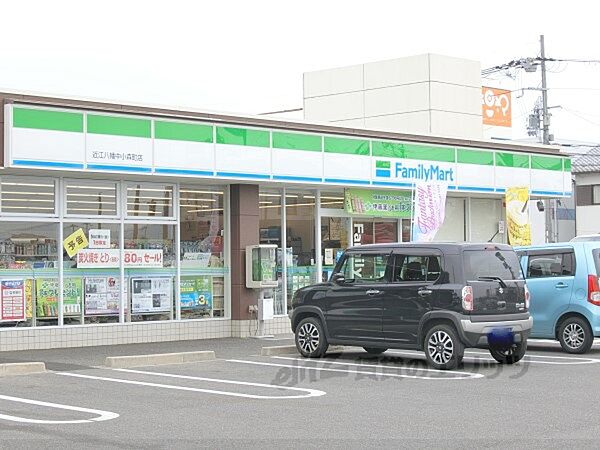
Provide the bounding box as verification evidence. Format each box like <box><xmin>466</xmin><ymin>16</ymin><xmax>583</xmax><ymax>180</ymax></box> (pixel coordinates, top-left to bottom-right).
<box><xmin>0</xmin><ymin>92</ymin><xmax>571</xmax><ymax>350</ymax></box>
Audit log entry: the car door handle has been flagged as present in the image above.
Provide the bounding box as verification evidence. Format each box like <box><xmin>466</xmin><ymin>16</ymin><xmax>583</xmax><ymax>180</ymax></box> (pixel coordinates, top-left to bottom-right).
<box><xmin>366</xmin><ymin>289</ymin><xmax>381</xmax><ymax>296</ymax></box>
<box><xmin>418</xmin><ymin>289</ymin><xmax>433</xmax><ymax>297</ymax></box>
<box><xmin>555</xmin><ymin>283</ymin><xmax>569</xmax><ymax>289</ymax></box>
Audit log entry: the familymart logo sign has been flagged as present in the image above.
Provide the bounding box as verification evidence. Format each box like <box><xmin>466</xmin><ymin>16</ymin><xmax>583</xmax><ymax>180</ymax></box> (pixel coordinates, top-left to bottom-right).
<box><xmin>375</xmin><ymin>160</ymin><xmax>455</xmax><ymax>183</ymax></box>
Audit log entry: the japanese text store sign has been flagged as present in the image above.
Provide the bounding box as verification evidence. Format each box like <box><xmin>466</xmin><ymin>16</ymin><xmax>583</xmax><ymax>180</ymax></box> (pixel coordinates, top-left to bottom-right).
<box><xmin>77</xmin><ymin>249</ymin><xmax>163</xmax><ymax>268</ymax></box>
<box><xmin>345</xmin><ymin>188</ymin><xmax>411</xmax><ymax>218</ymax></box>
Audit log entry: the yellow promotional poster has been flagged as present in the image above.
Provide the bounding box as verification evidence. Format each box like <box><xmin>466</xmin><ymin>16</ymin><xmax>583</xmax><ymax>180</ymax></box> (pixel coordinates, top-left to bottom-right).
<box><xmin>63</xmin><ymin>228</ymin><xmax>89</xmax><ymax>258</ymax></box>
<box><xmin>505</xmin><ymin>187</ymin><xmax>532</xmax><ymax>246</ymax></box>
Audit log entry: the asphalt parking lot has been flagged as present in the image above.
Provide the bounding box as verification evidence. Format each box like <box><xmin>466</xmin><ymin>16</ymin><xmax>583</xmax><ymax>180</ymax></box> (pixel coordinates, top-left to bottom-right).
<box><xmin>1</xmin><ymin>337</ymin><xmax>600</xmax><ymax>449</ymax></box>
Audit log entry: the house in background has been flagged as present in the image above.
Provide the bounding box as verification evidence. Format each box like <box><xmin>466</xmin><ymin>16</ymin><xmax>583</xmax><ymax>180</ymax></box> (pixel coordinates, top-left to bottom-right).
<box><xmin>573</xmin><ymin>147</ymin><xmax>600</xmax><ymax>236</ymax></box>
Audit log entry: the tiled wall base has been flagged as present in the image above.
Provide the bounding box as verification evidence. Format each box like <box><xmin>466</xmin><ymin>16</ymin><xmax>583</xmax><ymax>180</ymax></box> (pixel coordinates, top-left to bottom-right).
<box><xmin>231</xmin><ymin>316</ymin><xmax>291</xmax><ymax>338</ymax></box>
<box><xmin>0</xmin><ymin>317</ymin><xmax>291</xmax><ymax>351</ymax></box>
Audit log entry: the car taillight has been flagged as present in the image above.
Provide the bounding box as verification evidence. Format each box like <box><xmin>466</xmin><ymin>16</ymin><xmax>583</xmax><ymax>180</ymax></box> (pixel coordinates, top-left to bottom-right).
<box><xmin>462</xmin><ymin>286</ymin><xmax>473</xmax><ymax>311</ymax></box>
<box><xmin>524</xmin><ymin>284</ymin><xmax>530</xmax><ymax>309</ymax></box>
<box><xmin>588</xmin><ymin>275</ymin><xmax>600</xmax><ymax>306</ymax></box>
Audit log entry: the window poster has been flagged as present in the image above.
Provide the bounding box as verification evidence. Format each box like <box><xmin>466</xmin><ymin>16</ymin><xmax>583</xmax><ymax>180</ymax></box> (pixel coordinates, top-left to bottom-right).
<box><xmin>180</xmin><ymin>276</ymin><xmax>213</xmax><ymax>310</ymax></box>
<box><xmin>131</xmin><ymin>277</ymin><xmax>172</xmax><ymax>314</ymax></box>
<box><xmin>36</xmin><ymin>278</ymin><xmax>83</xmax><ymax>317</ymax></box>
<box><xmin>0</xmin><ymin>279</ymin><xmax>26</xmax><ymax>322</ymax></box>
<box><xmin>84</xmin><ymin>276</ymin><xmax>124</xmax><ymax>315</ymax></box>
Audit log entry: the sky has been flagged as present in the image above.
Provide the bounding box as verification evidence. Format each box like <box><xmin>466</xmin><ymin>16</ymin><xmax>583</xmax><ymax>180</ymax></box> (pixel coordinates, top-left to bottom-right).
<box><xmin>2</xmin><ymin>0</ymin><xmax>600</xmax><ymax>149</ymax></box>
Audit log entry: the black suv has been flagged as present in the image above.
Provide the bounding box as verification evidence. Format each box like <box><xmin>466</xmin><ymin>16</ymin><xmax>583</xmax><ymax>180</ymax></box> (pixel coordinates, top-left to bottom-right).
<box><xmin>290</xmin><ymin>243</ymin><xmax>532</xmax><ymax>370</ymax></box>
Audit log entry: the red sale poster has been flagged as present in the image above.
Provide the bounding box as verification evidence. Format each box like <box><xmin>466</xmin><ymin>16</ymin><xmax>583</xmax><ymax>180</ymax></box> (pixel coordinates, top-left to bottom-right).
<box><xmin>1</xmin><ymin>279</ymin><xmax>26</xmax><ymax>322</ymax></box>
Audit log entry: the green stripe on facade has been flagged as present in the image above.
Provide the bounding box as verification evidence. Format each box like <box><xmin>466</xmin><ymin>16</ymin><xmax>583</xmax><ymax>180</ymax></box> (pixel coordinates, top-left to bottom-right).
<box><xmin>531</xmin><ymin>155</ymin><xmax>562</xmax><ymax>171</ymax></box>
<box><xmin>272</xmin><ymin>132</ymin><xmax>322</xmax><ymax>152</ymax></box>
<box><xmin>13</xmin><ymin>107</ymin><xmax>83</xmax><ymax>133</ymax></box>
<box><xmin>216</xmin><ymin>127</ymin><xmax>270</xmax><ymax>147</ymax></box>
<box><xmin>87</xmin><ymin>115</ymin><xmax>151</xmax><ymax>138</ymax></box>
<box><xmin>564</xmin><ymin>158</ymin><xmax>572</xmax><ymax>171</ymax></box>
<box><xmin>324</xmin><ymin>137</ymin><xmax>369</xmax><ymax>156</ymax></box>
<box><xmin>376</xmin><ymin>160</ymin><xmax>391</xmax><ymax>169</ymax></box>
<box><xmin>372</xmin><ymin>141</ymin><xmax>455</xmax><ymax>163</ymax></box>
<box><xmin>457</xmin><ymin>148</ymin><xmax>494</xmax><ymax>166</ymax></box>
<box><xmin>495</xmin><ymin>152</ymin><xmax>530</xmax><ymax>168</ymax></box>
<box><xmin>155</xmin><ymin>121</ymin><xmax>213</xmax><ymax>143</ymax></box>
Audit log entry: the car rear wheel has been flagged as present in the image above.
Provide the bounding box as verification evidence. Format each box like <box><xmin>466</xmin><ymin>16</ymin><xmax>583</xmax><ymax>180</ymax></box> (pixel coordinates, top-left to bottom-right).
<box><xmin>489</xmin><ymin>340</ymin><xmax>527</xmax><ymax>364</ymax></box>
<box><xmin>558</xmin><ymin>317</ymin><xmax>593</xmax><ymax>354</ymax></box>
<box><xmin>295</xmin><ymin>317</ymin><xmax>328</xmax><ymax>358</ymax></box>
<box><xmin>363</xmin><ymin>347</ymin><xmax>387</xmax><ymax>355</ymax></box>
<box><xmin>424</xmin><ymin>324</ymin><xmax>464</xmax><ymax>370</ymax></box>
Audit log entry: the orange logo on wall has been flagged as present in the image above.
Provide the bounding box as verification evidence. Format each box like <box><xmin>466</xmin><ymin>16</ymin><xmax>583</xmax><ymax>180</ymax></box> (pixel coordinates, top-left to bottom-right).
<box><xmin>482</xmin><ymin>87</ymin><xmax>512</xmax><ymax>127</ymax></box>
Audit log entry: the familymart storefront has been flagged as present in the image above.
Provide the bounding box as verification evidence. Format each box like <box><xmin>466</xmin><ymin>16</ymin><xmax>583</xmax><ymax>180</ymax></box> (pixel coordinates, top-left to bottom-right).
<box><xmin>0</xmin><ymin>94</ymin><xmax>571</xmax><ymax>350</ymax></box>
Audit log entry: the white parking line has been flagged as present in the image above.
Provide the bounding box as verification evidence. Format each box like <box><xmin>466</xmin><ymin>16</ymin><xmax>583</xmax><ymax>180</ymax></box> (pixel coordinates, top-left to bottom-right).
<box><xmin>56</xmin><ymin>371</ymin><xmax>325</xmax><ymax>400</ymax></box>
<box><xmin>0</xmin><ymin>394</ymin><xmax>119</xmax><ymax>424</ymax></box>
<box><xmin>226</xmin><ymin>358</ymin><xmax>484</xmax><ymax>380</ymax></box>
<box><xmin>272</xmin><ymin>356</ymin><xmax>482</xmax><ymax>377</ymax></box>
<box><xmin>386</xmin><ymin>349</ymin><xmax>600</xmax><ymax>365</ymax></box>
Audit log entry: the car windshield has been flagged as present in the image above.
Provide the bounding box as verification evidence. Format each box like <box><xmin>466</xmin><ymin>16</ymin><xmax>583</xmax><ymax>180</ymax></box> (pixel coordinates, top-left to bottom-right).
<box><xmin>462</xmin><ymin>249</ymin><xmax>523</xmax><ymax>281</ymax></box>
<box><xmin>571</xmin><ymin>235</ymin><xmax>600</xmax><ymax>242</ymax></box>
<box><xmin>594</xmin><ymin>249</ymin><xmax>600</xmax><ymax>276</ymax></box>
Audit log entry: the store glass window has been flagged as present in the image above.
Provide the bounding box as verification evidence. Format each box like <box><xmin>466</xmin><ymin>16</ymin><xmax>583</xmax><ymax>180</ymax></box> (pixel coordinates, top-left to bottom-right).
<box><xmin>259</xmin><ymin>189</ymin><xmax>285</xmax><ymax>314</ymax></box>
<box><xmin>0</xmin><ymin>222</ymin><xmax>58</xmax><ymax>328</ymax></box>
<box><xmin>62</xmin><ymin>223</ymin><xmax>121</xmax><ymax>325</ymax></box>
<box><xmin>321</xmin><ymin>217</ymin><xmax>350</xmax><ymax>281</ymax></box>
<box><xmin>434</xmin><ymin>197</ymin><xmax>465</xmax><ymax>242</ymax></box>
<box><xmin>125</xmin><ymin>223</ymin><xmax>176</xmax><ymax>322</ymax></box>
<box><xmin>470</xmin><ymin>198</ymin><xmax>504</xmax><ymax>243</ymax></box>
<box><xmin>66</xmin><ymin>181</ymin><xmax>118</xmax><ymax>216</ymax></box>
<box><xmin>0</xmin><ymin>177</ymin><xmax>56</xmax><ymax>215</ymax></box>
<box><xmin>179</xmin><ymin>186</ymin><xmax>226</xmax><ymax>319</ymax></box>
<box><xmin>286</xmin><ymin>191</ymin><xmax>316</xmax><ymax>302</ymax></box>
<box><xmin>319</xmin><ymin>191</ymin><xmax>345</xmax><ymax>210</ymax></box>
<box><xmin>126</xmin><ymin>183</ymin><xmax>174</xmax><ymax>218</ymax></box>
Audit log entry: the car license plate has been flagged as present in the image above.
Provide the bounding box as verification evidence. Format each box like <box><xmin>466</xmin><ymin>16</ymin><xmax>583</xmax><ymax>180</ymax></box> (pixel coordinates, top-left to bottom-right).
<box><xmin>488</xmin><ymin>327</ymin><xmax>514</xmax><ymax>347</ymax></box>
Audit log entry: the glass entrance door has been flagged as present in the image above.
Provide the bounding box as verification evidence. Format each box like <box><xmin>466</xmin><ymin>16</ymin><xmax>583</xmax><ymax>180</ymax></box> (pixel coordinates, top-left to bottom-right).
<box><xmin>352</xmin><ymin>219</ymin><xmax>398</xmax><ymax>245</ymax></box>
<box><xmin>321</xmin><ymin>217</ymin><xmax>350</xmax><ymax>281</ymax></box>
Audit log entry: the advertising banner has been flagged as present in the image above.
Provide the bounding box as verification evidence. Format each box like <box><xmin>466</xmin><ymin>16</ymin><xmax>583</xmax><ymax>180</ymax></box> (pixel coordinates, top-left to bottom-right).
<box><xmin>482</xmin><ymin>87</ymin><xmax>512</xmax><ymax>127</ymax></box>
<box><xmin>0</xmin><ymin>279</ymin><xmax>26</xmax><ymax>322</ymax></box>
<box><xmin>180</xmin><ymin>276</ymin><xmax>213</xmax><ymax>310</ymax></box>
<box><xmin>63</xmin><ymin>228</ymin><xmax>89</xmax><ymax>258</ymax></box>
<box><xmin>36</xmin><ymin>278</ymin><xmax>83</xmax><ymax>317</ymax></box>
<box><xmin>77</xmin><ymin>249</ymin><xmax>163</xmax><ymax>268</ymax></box>
<box><xmin>84</xmin><ymin>276</ymin><xmax>124</xmax><ymax>315</ymax></box>
<box><xmin>344</xmin><ymin>188</ymin><xmax>412</xmax><ymax>218</ymax></box>
<box><xmin>412</xmin><ymin>182</ymin><xmax>448</xmax><ymax>242</ymax></box>
<box><xmin>131</xmin><ymin>277</ymin><xmax>172</xmax><ymax>314</ymax></box>
<box><xmin>505</xmin><ymin>186</ymin><xmax>532</xmax><ymax>246</ymax></box>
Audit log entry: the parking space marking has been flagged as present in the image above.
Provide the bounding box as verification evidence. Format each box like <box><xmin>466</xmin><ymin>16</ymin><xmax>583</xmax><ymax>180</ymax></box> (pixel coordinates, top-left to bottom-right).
<box><xmin>0</xmin><ymin>394</ymin><xmax>119</xmax><ymax>424</ymax></box>
<box><xmin>386</xmin><ymin>349</ymin><xmax>600</xmax><ymax>365</ymax></box>
<box><xmin>56</xmin><ymin>371</ymin><xmax>325</xmax><ymax>400</ymax></box>
<box><xmin>226</xmin><ymin>358</ymin><xmax>484</xmax><ymax>380</ymax></box>
<box><xmin>272</xmin><ymin>356</ymin><xmax>483</xmax><ymax>377</ymax></box>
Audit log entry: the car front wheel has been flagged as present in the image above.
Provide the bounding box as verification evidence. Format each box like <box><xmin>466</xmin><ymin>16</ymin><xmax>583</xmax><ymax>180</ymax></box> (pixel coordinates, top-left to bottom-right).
<box><xmin>295</xmin><ymin>317</ymin><xmax>328</xmax><ymax>358</ymax></box>
<box><xmin>489</xmin><ymin>340</ymin><xmax>527</xmax><ymax>364</ymax></box>
<box><xmin>424</xmin><ymin>324</ymin><xmax>464</xmax><ymax>370</ymax></box>
<box><xmin>558</xmin><ymin>317</ymin><xmax>593</xmax><ymax>354</ymax></box>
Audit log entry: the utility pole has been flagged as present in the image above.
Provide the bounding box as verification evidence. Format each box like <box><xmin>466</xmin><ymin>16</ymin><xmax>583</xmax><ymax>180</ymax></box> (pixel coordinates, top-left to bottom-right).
<box><xmin>539</xmin><ymin>34</ymin><xmax>558</xmax><ymax>242</ymax></box>
<box><xmin>540</xmin><ymin>35</ymin><xmax>550</xmax><ymax>145</ymax></box>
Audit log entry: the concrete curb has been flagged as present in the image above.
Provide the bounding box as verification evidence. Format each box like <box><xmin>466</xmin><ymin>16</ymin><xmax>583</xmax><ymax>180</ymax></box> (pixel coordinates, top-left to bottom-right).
<box><xmin>261</xmin><ymin>345</ymin><xmax>346</xmax><ymax>356</ymax></box>
<box><xmin>0</xmin><ymin>362</ymin><xmax>46</xmax><ymax>376</ymax></box>
<box><xmin>105</xmin><ymin>351</ymin><xmax>216</xmax><ymax>368</ymax></box>
<box><xmin>261</xmin><ymin>345</ymin><xmax>297</xmax><ymax>356</ymax></box>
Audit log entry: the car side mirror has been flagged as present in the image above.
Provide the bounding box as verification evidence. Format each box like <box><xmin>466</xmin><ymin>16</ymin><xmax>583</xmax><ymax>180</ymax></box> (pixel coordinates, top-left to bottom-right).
<box><xmin>331</xmin><ymin>273</ymin><xmax>346</xmax><ymax>284</ymax></box>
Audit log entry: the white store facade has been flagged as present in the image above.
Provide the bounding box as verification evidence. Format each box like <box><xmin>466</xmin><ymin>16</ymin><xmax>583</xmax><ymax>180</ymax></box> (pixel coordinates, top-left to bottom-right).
<box><xmin>0</xmin><ymin>93</ymin><xmax>570</xmax><ymax>350</ymax></box>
